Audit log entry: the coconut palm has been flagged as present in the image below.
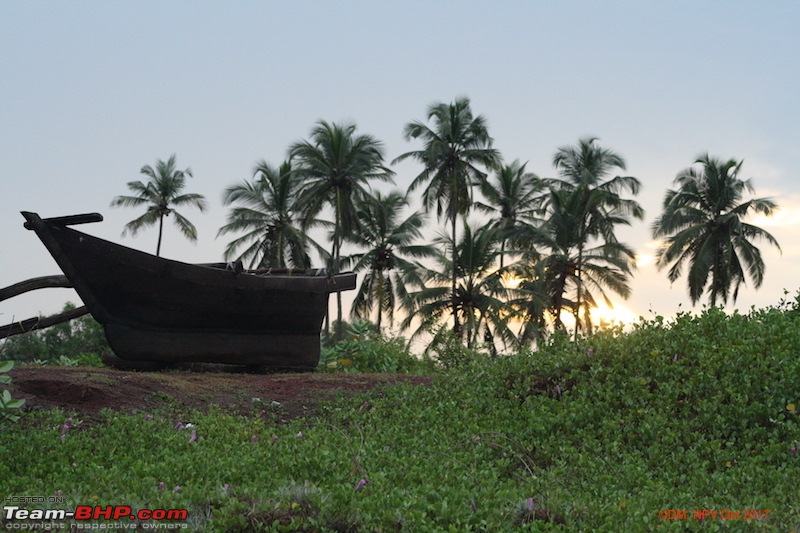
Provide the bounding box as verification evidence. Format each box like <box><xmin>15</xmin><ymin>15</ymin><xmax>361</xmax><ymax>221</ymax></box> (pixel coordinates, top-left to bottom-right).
<box><xmin>652</xmin><ymin>154</ymin><xmax>780</xmax><ymax>305</ymax></box>
<box><xmin>342</xmin><ymin>191</ymin><xmax>434</xmax><ymax>331</ymax></box>
<box><xmin>218</xmin><ymin>160</ymin><xmax>323</xmax><ymax>269</ymax></box>
<box><xmin>290</xmin><ymin>120</ymin><xmax>395</xmax><ymax>339</ymax></box>
<box><xmin>550</xmin><ymin>137</ymin><xmax>643</xmax><ymax>337</ymax></box>
<box><xmin>517</xmin><ymin>186</ymin><xmax>637</xmax><ymax>338</ymax></box>
<box><xmin>509</xmin><ymin>261</ymin><xmax>550</xmax><ymax>344</ymax></box>
<box><xmin>394</xmin><ymin>97</ymin><xmax>501</xmax><ymax>335</ymax></box>
<box><xmin>402</xmin><ymin>223</ymin><xmax>515</xmax><ymax>352</ymax></box>
<box><xmin>474</xmin><ymin>159</ymin><xmax>548</xmax><ymax>268</ymax></box>
<box><xmin>111</xmin><ymin>154</ymin><xmax>207</xmax><ymax>256</ymax></box>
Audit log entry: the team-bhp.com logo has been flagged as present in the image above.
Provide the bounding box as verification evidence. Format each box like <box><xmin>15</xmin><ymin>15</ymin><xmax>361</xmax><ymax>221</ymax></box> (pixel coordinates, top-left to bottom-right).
<box><xmin>4</xmin><ymin>504</ymin><xmax>188</xmax><ymax>529</ymax></box>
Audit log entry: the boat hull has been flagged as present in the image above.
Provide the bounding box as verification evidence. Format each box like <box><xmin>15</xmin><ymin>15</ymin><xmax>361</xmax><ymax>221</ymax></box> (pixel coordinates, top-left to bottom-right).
<box><xmin>22</xmin><ymin>212</ymin><xmax>356</xmax><ymax>369</ymax></box>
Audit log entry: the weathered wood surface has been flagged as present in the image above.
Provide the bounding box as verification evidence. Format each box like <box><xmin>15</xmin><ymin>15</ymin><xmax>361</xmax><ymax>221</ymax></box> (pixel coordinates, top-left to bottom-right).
<box><xmin>23</xmin><ymin>212</ymin><xmax>102</xmax><ymax>230</ymax></box>
<box><xmin>0</xmin><ymin>275</ymin><xmax>73</xmax><ymax>303</ymax></box>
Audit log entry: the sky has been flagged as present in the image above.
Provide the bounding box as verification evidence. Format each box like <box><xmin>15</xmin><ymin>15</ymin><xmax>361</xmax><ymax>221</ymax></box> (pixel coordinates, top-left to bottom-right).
<box><xmin>1</xmin><ymin>1</ymin><xmax>799</xmax><ymax>334</ymax></box>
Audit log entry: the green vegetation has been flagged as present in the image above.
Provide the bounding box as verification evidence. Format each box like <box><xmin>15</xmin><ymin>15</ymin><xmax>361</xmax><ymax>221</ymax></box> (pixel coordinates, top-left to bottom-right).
<box><xmin>0</xmin><ymin>302</ymin><xmax>109</xmax><ymax>365</ymax></box>
<box><xmin>319</xmin><ymin>322</ymin><xmax>434</xmax><ymax>374</ymax></box>
<box><xmin>3</xmin><ymin>297</ymin><xmax>799</xmax><ymax>530</ymax></box>
<box><xmin>0</xmin><ymin>360</ymin><xmax>25</xmax><ymax>424</ymax></box>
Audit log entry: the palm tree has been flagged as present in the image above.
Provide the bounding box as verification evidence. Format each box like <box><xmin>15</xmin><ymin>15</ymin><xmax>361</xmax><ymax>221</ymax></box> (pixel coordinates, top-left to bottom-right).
<box><xmin>550</xmin><ymin>137</ymin><xmax>643</xmax><ymax>337</ymax></box>
<box><xmin>290</xmin><ymin>120</ymin><xmax>395</xmax><ymax>339</ymax></box>
<box><xmin>524</xmin><ymin>186</ymin><xmax>637</xmax><ymax>336</ymax></box>
<box><xmin>402</xmin><ymin>223</ymin><xmax>515</xmax><ymax>352</ymax></box>
<box><xmin>509</xmin><ymin>261</ymin><xmax>549</xmax><ymax>344</ymax></box>
<box><xmin>474</xmin><ymin>159</ymin><xmax>548</xmax><ymax>268</ymax></box>
<box><xmin>217</xmin><ymin>160</ymin><xmax>322</xmax><ymax>269</ymax></box>
<box><xmin>652</xmin><ymin>154</ymin><xmax>780</xmax><ymax>305</ymax></box>
<box><xmin>111</xmin><ymin>154</ymin><xmax>207</xmax><ymax>256</ymax></box>
<box><xmin>394</xmin><ymin>97</ymin><xmax>501</xmax><ymax>335</ymax></box>
<box><xmin>342</xmin><ymin>191</ymin><xmax>434</xmax><ymax>331</ymax></box>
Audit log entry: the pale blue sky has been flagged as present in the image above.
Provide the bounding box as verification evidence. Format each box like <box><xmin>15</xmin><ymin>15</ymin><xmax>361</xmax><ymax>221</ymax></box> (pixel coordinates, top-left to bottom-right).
<box><xmin>2</xmin><ymin>1</ymin><xmax>798</xmax><ymax>328</ymax></box>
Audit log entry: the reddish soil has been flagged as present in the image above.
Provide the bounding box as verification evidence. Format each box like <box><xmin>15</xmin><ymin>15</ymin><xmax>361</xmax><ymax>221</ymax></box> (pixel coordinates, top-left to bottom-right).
<box><xmin>7</xmin><ymin>365</ymin><xmax>432</xmax><ymax>420</ymax></box>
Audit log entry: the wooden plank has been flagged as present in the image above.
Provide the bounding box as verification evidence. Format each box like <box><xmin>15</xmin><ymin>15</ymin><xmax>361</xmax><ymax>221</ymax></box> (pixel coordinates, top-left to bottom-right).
<box><xmin>23</xmin><ymin>212</ymin><xmax>103</xmax><ymax>230</ymax></box>
<box><xmin>0</xmin><ymin>275</ymin><xmax>72</xmax><ymax>303</ymax></box>
<box><xmin>0</xmin><ymin>306</ymin><xmax>89</xmax><ymax>338</ymax></box>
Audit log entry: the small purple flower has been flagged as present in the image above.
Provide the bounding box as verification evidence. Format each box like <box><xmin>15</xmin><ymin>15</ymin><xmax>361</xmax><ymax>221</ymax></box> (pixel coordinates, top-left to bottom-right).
<box><xmin>526</xmin><ymin>498</ymin><xmax>535</xmax><ymax>512</ymax></box>
<box><xmin>587</xmin><ymin>348</ymin><xmax>594</xmax><ymax>357</ymax></box>
<box><xmin>60</xmin><ymin>425</ymin><xmax>70</xmax><ymax>441</ymax></box>
<box><xmin>54</xmin><ymin>490</ymin><xmax>62</xmax><ymax>497</ymax></box>
<box><xmin>469</xmin><ymin>500</ymin><xmax>478</xmax><ymax>512</ymax></box>
<box><xmin>554</xmin><ymin>384</ymin><xmax>562</xmax><ymax>397</ymax></box>
<box><xmin>260</xmin><ymin>409</ymin><xmax>267</xmax><ymax>416</ymax></box>
<box><xmin>791</xmin><ymin>445</ymin><xmax>798</xmax><ymax>457</ymax></box>
<box><xmin>174</xmin><ymin>422</ymin><xmax>185</xmax><ymax>430</ymax></box>
<box><xmin>272</xmin><ymin>435</ymin><xmax>279</xmax><ymax>443</ymax></box>
<box><xmin>251</xmin><ymin>435</ymin><xmax>258</xmax><ymax>443</ymax></box>
<box><xmin>296</xmin><ymin>431</ymin><xmax>304</xmax><ymax>439</ymax></box>
<box><xmin>172</xmin><ymin>485</ymin><xmax>182</xmax><ymax>493</ymax></box>
<box><xmin>158</xmin><ymin>482</ymin><xmax>166</xmax><ymax>492</ymax></box>
<box><xmin>189</xmin><ymin>429</ymin><xmax>197</xmax><ymax>443</ymax></box>
<box><xmin>222</xmin><ymin>483</ymin><xmax>230</xmax><ymax>494</ymax></box>
<box><xmin>354</xmin><ymin>479</ymin><xmax>368</xmax><ymax>492</ymax></box>
<box><xmin>144</xmin><ymin>414</ymin><xmax>153</xmax><ymax>421</ymax></box>
<box><xmin>65</xmin><ymin>418</ymin><xmax>74</xmax><ymax>427</ymax></box>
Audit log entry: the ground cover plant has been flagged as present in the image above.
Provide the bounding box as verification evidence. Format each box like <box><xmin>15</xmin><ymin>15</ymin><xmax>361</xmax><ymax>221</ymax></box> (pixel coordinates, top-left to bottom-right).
<box><xmin>2</xmin><ymin>297</ymin><xmax>799</xmax><ymax>531</ymax></box>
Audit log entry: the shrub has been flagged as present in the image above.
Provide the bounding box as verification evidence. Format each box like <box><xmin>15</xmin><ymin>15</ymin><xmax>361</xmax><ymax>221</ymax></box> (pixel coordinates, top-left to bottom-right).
<box><xmin>0</xmin><ymin>302</ymin><xmax>112</xmax><ymax>364</ymax></box>
<box><xmin>320</xmin><ymin>322</ymin><xmax>434</xmax><ymax>373</ymax></box>
<box><xmin>0</xmin><ymin>360</ymin><xmax>25</xmax><ymax>424</ymax></box>
<box><xmin>426</xmin><ymin>328</ymin><xmax>490</xmax><ymax>371</ymax></box>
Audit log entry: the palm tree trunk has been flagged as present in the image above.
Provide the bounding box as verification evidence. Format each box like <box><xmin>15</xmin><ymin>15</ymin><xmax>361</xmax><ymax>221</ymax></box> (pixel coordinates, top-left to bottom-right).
<box><xmin>156</xmin><ymin>215</ymin><xmax>164</xmax><ymax>257</ymax></box>
<box><xmin>451</xmin><ymin>209</ymin><xmax>460</xmax><ymax>337</ymax></box>
<box><xmin>334</xmin><ymin>190</ymin><xmax>344</xmax><ymax>341</ymax></box>
<box><xmin>376</xmin><ymin>275</ymin><xmax>383</xmax><ymax>331</ymax></box>
<box><xmin>574</xmin><ymin>245</ymin><xmax>583</xmax><ymax>342</ymax></box>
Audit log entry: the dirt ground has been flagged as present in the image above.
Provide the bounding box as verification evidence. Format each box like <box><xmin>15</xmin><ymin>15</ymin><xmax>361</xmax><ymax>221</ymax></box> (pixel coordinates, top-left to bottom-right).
<box><xmin>7</xmin><ymin>365</ymin><xmax>432</xmax><ymax>420</ymax></box>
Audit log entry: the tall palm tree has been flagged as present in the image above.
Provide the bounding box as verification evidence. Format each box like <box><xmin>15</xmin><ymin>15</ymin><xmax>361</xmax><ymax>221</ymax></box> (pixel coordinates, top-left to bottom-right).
<box><xmin>217</xmin><ymin>160</ymin><xmax>322</xmax><ymax>269</ymax></box>
<box><xmin>652</xmin><ymin>154</ymin><xmax>780</xmax><ymax>305</ymax></box>
<box><xmin>290</xmin><ymin>120</ymin><xmax>395</xmax><ymax>339</ymax></box>
<box><xmin>111</xmin><ymin>154</ymin><xmax>207</xmax><ymax>256</ymax></box>
<box><xmin>394</xmin><ymin>97</ymin><xmax>501</xmax><ymax>335</ymax></box>
<box><xmin>550</xmin><ymin>137</ymin><xmax>643</xmax><ymax>337</ymax></box>
<box><xmin>342</xmin><ymin>191</ymin><xmax>434</xmax><ymax>331</ymax></box>
<box><xmin>402</xmin><ymin>223</ymin><xmax>515</xmax><ymax>352</ymax></box>
<box><xmin>474</xmin><ymin>159</ymin><xmax>548</xmax><ymax>268</ymax></box>
<box><xmin>526</xmin><ymin>186</ymin><xmax>637</xmax><ymax>336</ymax></box>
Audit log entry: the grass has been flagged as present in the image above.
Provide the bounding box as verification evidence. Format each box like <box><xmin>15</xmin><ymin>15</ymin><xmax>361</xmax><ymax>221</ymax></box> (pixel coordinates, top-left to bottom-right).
<box><xmin>2</xmin><ymin>298</ymin><xmax>800</xmax><ymax>531</ymax></box>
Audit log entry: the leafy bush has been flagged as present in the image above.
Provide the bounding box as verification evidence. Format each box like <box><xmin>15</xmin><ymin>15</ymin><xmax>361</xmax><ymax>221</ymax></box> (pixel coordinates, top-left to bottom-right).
<box><xmin>0</xmin><ymin>302</ymin><xmax>112</xmax><ymax>364</ymax></box>
<box><xmin>320</xmin><ymin>321</ymin><xmax>434</xmax><ymax>373</ymax></box>
<box><xmin>426</xmin><ymin>328</ymin><xmax>491</xmax><ymax>371</ymax></box>
<box><xmin>3</xmin><ymin>296</ymin><xmax>800</xmax><ymax>530</ymax></box>
<box><xmin>0</xmin><ymin>360</ymin><xmax>25</xmax><ymax>424</ymax></box>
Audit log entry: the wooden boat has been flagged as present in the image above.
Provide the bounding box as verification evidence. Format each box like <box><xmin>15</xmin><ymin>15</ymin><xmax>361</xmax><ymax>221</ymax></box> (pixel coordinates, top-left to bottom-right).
<box><xmin>8</xmin><ymin>211</ymin><xmax>356</xmax><ymax>370</ymax></box>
